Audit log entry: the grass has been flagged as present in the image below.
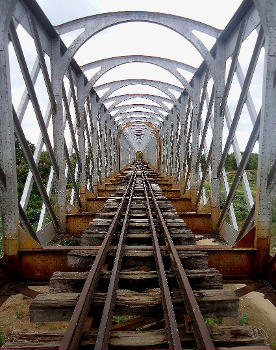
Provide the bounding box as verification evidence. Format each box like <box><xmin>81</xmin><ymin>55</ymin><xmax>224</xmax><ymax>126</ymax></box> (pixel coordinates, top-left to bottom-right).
<box><xmin>204</xmin><ymin>317</ymin><xmax>223</xmax><ymax>326</ymax></box>
<box><xmin>59</xmin><ymin>239</ymin><xmax>80</xmax><ymax>246</ymax></box>
<box><xmin>112</xmin><ymin>315</ymin><xmax>134</xmax><ymax>324</ymax></box>
<box><xmin>14</xmin><ymin>305</ymin><xmax>24</xmax><ymax>320</ymax></box>
<box><xmin>239</xmin><ymin>312</ymin><xmax>249</xmax><ymax>326</ymax></box>
<box><xmin>0</xmin><ymin>328</ymin><xmax>5</xmax><ymax>347</ymax></box>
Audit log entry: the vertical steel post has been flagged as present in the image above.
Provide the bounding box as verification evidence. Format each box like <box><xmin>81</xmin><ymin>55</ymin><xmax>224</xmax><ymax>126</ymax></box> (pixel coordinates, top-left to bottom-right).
<box><xmin>190</xmin><ymin>76</ymin><xmax>200</xmax><ymax>209</ymax></box>
<box><xmin>110</xmin><ymin>120</ymin><xmax>117</xmax><ymax>174</ymax></box>
<box><xmin>253</xmin><ymin>0</ymin><xmax>276</xmax><ymax>273</ymax></box>
<box><xmin>211</xmin><ymin>41</ymin><xmax>225</xmax><ymax>231</ymax></box>
<box><xmin>77</xmin><ymin>83</ymin><xmax>88</xmax><ymax>210</ymax></box>
<box><xmin>90</xmin><ymin>94</ymin><xmax>99</xmax><ymax>192</ymax></box>
<box><xmin>171</xmin><ymin>108</ymin><xmax>178</xmax><ymax>176</ymax></box>
<box><xmin>0</xmin><ymin>0</ymin><xmax>19</xmax><ymax>260</ymax></box>
<box><xmin>99</xmin><ymin>107</ymin><xmax>107</xmax><ymax>179</ymax></box>
<box><xmin>179</xmin><ymin>95</ymin><xmax>189</xmax><ymax>181</ymax></box>
<box><xmin>78</xmin><ymin>107</ymin><xmax>87</xmax><ymax>193</ymax></box>
<box><xmin>105</xmin><ymin>120</ymin><xmax>111</xmax><ymax>178</ymax></box>
<box><xmin>51</xmin><ymin>39</ymin><xmax>66</xmax><ymax>233</ymax></box>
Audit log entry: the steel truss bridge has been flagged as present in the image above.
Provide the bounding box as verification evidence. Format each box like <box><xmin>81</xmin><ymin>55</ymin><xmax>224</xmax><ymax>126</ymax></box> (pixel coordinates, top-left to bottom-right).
<box><xmin>0</xmin><ymin>0</ymin><xmax>275</xmax><ymax>305</ymax></box>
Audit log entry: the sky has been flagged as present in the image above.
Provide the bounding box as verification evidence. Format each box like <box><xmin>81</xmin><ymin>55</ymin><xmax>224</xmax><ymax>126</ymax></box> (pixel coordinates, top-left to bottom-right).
<box><xmin>9</xmin><ymin>0</ymin><xmax>263</xmax><ymax>153</ymax></box>
<box><xmin>37</xmin><ymin>0</ymin><xmax>242</xmax><ymax>28</ymax></box>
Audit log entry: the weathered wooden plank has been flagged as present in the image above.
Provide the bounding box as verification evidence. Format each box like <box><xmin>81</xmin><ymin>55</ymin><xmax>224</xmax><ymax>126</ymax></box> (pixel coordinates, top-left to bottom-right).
<box><xmin>67</xmin><ymin>249</ymin><xmax>208</xmax><ymax>270</ymax></box>
<box><xmin>4</xmin><ymin>326</ymin><xmax>268</xmax><ymax>349</ymax></box>
<box><xmin>49</xmin><ymin>268</ymin><xmax>222</xmax><ymax>293</ymax></box>
<box><xmin>29</xmin><ymin>288</ymin><xmax>237</xmax><ymax>322</ymax></box>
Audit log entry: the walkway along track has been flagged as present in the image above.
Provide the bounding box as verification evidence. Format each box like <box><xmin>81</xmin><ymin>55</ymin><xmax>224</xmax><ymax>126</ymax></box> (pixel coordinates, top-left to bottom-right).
<box><xmin>4</xmin><ymin>163</ymin><xmax>270</xmax><ymax>349</ymax></box>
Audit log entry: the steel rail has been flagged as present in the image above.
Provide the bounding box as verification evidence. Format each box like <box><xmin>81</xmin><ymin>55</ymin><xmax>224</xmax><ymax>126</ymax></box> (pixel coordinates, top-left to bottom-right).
<box><xmin>59</xmin><ymin>168</ymin><xmax>137</xmax><ymax>350</ymax></box>
<box><xmin>94</xmin><ymin>165</ymin><xmax>138</xmax><ymax>350</ymax></box>
<box><xmin>141</xmin><ymin>166</ymin><xmax>182</xmax><ymax>350</ymax></box>
<box><xmin>141</xmin><ymin>164</ymin><xmax>215</xmax><ymax>350</ymax></box>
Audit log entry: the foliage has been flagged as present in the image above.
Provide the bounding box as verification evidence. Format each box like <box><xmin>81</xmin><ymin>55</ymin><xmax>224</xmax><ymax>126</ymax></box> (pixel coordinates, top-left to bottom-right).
<box><xmin>14</xmin><ymin>305</ymin><xmax>24</xmax><ymax>320</ymax></box>
<box><xmin>204</xmin><ymin>317</ymin><xmax>223</xmax><ymax>326</ymax></box>
<box><xmin>271</xmin><ymin>337</ymin><xmax>276</xmax><ymax>350</ymax></box>
<box><xmin>59</xmin><ymin>239</ymin><xmax>80</xmax><ymax>246</ymax></box>
<box><xmin>15</xmin><ymin>140</ymin><xmax>52</xmax><ymax>229</ymax></box>
<box><xmin>232</xmin><ymin>192</ymin><xmax>249</xmax><ymax>222</ymax></box>
<box><xmin>113</xmin><ymin>315</ymin><xmax>134</xmax><ymax>324</ymax></box>
<box><xmin>246</xmin><ymin>153</ymin><xmax>258</xmax><ymax>170</ymax></box>
<box><xmin>224</xmin><ymin>153</ymin><xmax>258</xmax><ymax>171</ymax></box>
<box><xmin>272</xmin><ymin>197</ymin><xmax>276</xmax><ymax>223</ymax></box>
<box><xmin>0</xmin><ymin>328</ymin><xmax>5</xmax><ymax>347</ymax></box>
<box><xmin>136</xmin><ymin>151</ymin><xmax>143</xmax><ymax>160</ymax></box>
<box><xmin>239</xmin><ymin>312</ymin><xmax>249</xmax><ymax>326</ymax></box>
<box><xmin>225</xmin><ymin>153</ymin><xmax>237</xmax><ymax>171</ymax></box>
<box><xmin>0</xmin><ymin>140</ymin><xmax>78</xmax><ymax>255</ymax></box>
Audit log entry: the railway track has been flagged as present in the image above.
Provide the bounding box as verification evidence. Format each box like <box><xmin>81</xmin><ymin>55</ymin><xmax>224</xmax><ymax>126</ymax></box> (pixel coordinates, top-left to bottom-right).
<box><xmin>4</xmin><ymin>162</ymin><xmax>269</xmax><ymax>350</ymax></box>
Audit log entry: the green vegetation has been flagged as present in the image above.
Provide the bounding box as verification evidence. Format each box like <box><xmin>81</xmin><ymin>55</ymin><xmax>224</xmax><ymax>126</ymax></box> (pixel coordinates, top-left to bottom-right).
<box><xmin>224</xmin><ymin>152</ymin><xmax>258</xmax><ymax>171</ymax></box>
<box><xmin>239</xmin><ymin>312</ymin><xmax>249</xmax><ymax>326</ymax></box>
<box><xmin>14</xmin><ymin>305</ymin><xmax>24</xmax><ymax>320</ymax></box>
<box><xmin>0</xmin><ymin>140</ymin><xmax>78</xmax><ymax>255</ymax></box>
<box><xmin>113</xmin><ymin>315</ymin><xmax>134</xmax><ymax>324</ymax></box>
<box><xmin>136</xmin><ymin>151</ymin><xmax>143</xmax><ymax>160</ymax></box>
<box><xmin>201</xmin><ymin>152</ymin><xmax>276</xmax><ymax>254</ymax></box>
<box><xmin>15</xmin><ymin>140</ymin><xmax>52</xmax><ymax>230</ymax></box>
<box><xmin>59</xmin><ymin>238</ymin><xmax>80</xmax><ymax>246</ymax></box>
<box><xmin>203</xmin><ymin>153</ymin><xmax>259</xmax><ymax>228</ymax></box>
<box><xmin>1</xmin><ymin>146</ymin><xmax>275</xmax><ymax>256</ymax></box>
<box><xmin>204</xmin><ymin>317</ymin><xmax>223</xmax><ymax>326</ymax></box>
<box><xmin>15</xmin><ymin>139</ymin><xmax>76</xmax><ymax>231</ymax></box>
<box><xmin>0</xmin><ymin>328</ymin><xmax>5</xmax><ymax>347</ymax></box>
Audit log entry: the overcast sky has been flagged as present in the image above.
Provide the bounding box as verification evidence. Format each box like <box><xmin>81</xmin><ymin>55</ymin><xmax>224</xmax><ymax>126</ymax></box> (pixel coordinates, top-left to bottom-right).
<box><xmin>10</xmin><ymin>0</ymin><xmax>262</xmax><ymax>152</ymax></box>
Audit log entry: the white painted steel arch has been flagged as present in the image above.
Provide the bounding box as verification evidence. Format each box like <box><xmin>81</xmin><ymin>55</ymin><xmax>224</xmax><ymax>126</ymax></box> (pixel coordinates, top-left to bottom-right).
<box><xmin>112</xmin><ymin>104</ymin><xmax>168</xmax><ymax>117</ymax></box>
<box><xmin>95</xmin><ymin>79</ymin><xmax>183</xmax><ymax>105</ymax></box>
<box><xmin>115</xmin><ymin>111</ymin><xmax>164</xmax><ymax>124</ymax></box>
<box><xmin>80</xmin><ymin>55</ymin><xmax>196</xmax><ymax>98</ymax></box>
<box><xmin>105</xmin><ymin>94</ymin><xmax>177</xmax><ymax>113</ymax></box>
<box><xmin>55</xmin><ymin>11</ymin><xmax>221</xmax><ymax>78</ymax></box>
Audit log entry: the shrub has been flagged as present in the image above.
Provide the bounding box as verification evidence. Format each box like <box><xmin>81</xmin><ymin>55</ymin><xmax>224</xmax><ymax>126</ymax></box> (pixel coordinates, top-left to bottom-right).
<box><xmin>14</xmin><ymin>305</ymin><xmax>24</xmax><ymax>320</ymax></box>
<box><xmin>0</xmin><ymin>328</ymin><xmax>5</xmax><ymax>347</ymax></box>
<box><xmin>233</xmin><ymin>192</ymin><xmax>248</xmax><ymax>222</ymax></box>
<box><xmin>239</xmin><ymin>312</ymin><xmax>249</xmax><ymax>326</ymax></box>
<box><xmin>59</xmin><ymin>239</ymin><xmax>80</xmax><ymax>246</ymax></box>
<box><xmin>204</xmin><ymin>317</ymin><xmax>223</xmax><ymax>326</ymax></box>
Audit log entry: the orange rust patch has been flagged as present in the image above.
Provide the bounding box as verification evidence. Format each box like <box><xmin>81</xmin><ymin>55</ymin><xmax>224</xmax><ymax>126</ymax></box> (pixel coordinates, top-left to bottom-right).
<box><xmin>66</xmin><ymin>213</ymin><xmax>95</xmax><ymax>235</ymax></box>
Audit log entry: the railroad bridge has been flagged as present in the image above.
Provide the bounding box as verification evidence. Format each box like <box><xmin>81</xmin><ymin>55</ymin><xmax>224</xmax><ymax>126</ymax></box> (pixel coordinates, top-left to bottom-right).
<box><xmin>0</xmin><ymin>0</ymin><xmax>275</xmax><ymax>349</ymax></box>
